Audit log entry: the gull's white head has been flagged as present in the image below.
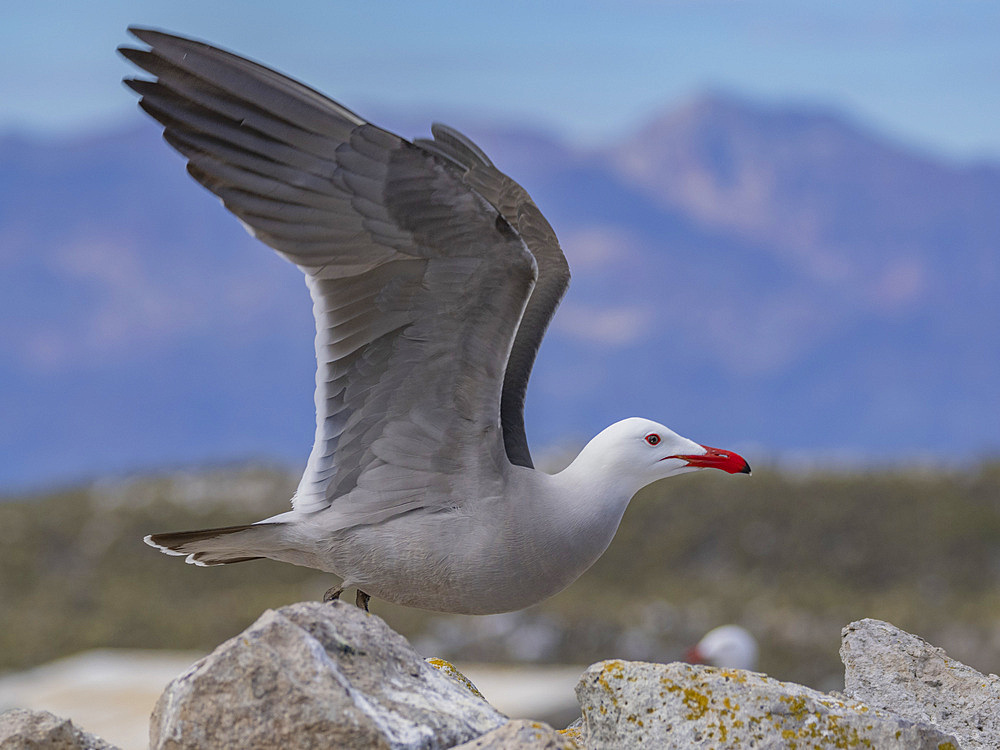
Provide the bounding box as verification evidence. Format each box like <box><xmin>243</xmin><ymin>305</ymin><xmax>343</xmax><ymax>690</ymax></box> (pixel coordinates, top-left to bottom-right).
<box><xmin>580</xmin><ymin>417</ymin><xmax>751</xmax><ymax>488</ymax></box>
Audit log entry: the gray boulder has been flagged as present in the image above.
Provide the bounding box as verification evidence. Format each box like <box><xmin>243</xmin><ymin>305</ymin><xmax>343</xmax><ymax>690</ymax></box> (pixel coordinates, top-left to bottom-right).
<box><xmin>0</xmin><ymin>708</ymin><xmax>120</xmax><ymax>750</ymax></box>
<box><xmin>843</xmin><ymin>618</ymin><xmax>1000</xmax><ymax>750</ymax></box>
<box><xmin>575</xmin><ymin>659</ymin><xmax>959</xmax><ymax>749</ymax></box>
<box><xmin>449</xmin><ymin>719</ymin><xmax>578</xmax><ymax>749</ymax></box>
<box><xmin>150</xmin><ymin>601</ymin><xmax>506</xmax><ymax>750</ymax></box>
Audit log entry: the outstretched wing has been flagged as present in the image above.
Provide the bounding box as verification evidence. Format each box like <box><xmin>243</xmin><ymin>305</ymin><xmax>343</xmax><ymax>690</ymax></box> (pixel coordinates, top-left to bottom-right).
<box><xmin>120</xmin><ymin>28</ymin><xmax>539</xmax><ymax>523</ymax></box>
<box><xmin>414</xmin><ymin>125</ymin><xmax>570</xmax><ymax>468</ymax></box>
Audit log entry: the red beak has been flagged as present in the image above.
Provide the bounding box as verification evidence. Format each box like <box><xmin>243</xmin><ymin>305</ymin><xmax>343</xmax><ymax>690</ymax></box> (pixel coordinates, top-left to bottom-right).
<box><xmin>670</xmin><ymin>445</ymin><xmax>751</xmax><ymax>475</ymax></box>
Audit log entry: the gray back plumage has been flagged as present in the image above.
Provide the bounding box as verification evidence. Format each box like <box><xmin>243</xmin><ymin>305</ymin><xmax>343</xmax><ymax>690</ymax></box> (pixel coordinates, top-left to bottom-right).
<box><xmin>120</xmin><ymin>28</ymin><xmax>569</xmax><ymax>520</ymax></box>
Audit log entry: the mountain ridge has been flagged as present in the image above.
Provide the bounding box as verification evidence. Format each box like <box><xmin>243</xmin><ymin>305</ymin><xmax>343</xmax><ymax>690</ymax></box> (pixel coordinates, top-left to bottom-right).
<box><xmin>1</xmin><ymin>93</ymin><xmax>997</xmax><ymax>490</ymax></box>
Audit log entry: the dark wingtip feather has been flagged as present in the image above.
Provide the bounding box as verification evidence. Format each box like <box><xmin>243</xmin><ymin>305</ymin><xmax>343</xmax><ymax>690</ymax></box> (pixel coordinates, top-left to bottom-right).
<box><xmin>120</xmin><ymin>27</ymin><xmax>177</xmax><ymax>61</ymax></box>
<box><xmin>121</xmin><ymin>78</ymin><xmax>149</xmax><ymax>97</ymax></box>
<box><xmin>118</xmin><ymin>46</ymin><xmax>156</xmax><ymax>69</ymax></box>
<box><xmin>127</xmin><ymin>26</ymin><xmax>175</xmax><ymax>46</ymax></box>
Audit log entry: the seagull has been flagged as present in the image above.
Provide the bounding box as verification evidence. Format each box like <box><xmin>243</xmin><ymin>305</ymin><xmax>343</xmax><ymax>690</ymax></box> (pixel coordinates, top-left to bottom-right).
<box><xmin>120</xmin><ymin>28</ymin><xmax>751</xmax><ymax>615</ymax></box>
<box><xmin>686</xmin><ymin>625</ymin><xmax>759</xmax><ymax>671</ymax></box>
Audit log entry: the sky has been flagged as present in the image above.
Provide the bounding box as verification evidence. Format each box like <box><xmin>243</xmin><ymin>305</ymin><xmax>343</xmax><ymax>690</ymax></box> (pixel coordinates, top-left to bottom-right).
<box><xmin>2</xmin><ymin>1</ymin><xmax>999</xmax><ymax>161</ymax></box>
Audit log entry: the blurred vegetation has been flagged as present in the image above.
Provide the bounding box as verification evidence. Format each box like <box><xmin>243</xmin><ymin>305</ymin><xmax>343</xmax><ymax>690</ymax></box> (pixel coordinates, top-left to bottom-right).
<box><xmin>2</xmin><ymin>461</ymin><xmax>1000</xmax><ymax>691</ymax></box>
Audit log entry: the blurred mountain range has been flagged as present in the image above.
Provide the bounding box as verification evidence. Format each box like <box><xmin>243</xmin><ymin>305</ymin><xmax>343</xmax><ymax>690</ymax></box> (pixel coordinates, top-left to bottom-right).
<box><xmin>2</xmin><ymin>93</ymin><xmax>998</xmax><ymax>490</ymax></box>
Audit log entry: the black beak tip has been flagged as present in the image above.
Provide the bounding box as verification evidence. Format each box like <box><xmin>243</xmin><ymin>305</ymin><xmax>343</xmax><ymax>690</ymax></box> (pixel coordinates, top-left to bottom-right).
<box><xmin>740</xmin><ymin>461</ymin><xmax>752</xmax><ymax>475</ymax></box>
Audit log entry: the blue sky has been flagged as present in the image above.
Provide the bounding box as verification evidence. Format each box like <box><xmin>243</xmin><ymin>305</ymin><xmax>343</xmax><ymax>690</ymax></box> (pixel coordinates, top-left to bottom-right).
<box><xmin>2</xmin><ymin>1</ymin><xmax>999</xmax><ymax>160</ymax></box>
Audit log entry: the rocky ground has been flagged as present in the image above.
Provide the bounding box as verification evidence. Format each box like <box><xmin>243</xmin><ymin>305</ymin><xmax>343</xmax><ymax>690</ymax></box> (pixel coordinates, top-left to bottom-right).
<box><xmin>3</xmin><ymin>602</ymin><xmax>994</xmax><ymax>749</ymax></box>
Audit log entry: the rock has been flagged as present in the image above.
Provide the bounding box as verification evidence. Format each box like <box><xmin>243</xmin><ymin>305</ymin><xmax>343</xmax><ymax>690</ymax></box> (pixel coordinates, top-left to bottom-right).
<box><xmin>427</xmin><ymin>660</ymin><xmax>582</xmax><ymax>729</ymax></box>
<box><xmin>843</xmin><ymin>618</ymin><xmax>1000</xmax><ymax>750</ymax></box>
<box><xmin>425</xmin><ymin>658</ymin><xmax>489</xmax><ymax>702</ymax></box>
<box><xmin>449</xmin><ymin>719</ymin><xmax>578</xmax><ymax>749</ymax></box>
<box><xmin>150</xmin><ymin>601</ymin><xmax>506</xmax><ymax>750</ymax></box>
<box><xmin>0</xmin><ymin>708</ymin><xmax>121</xmax><ymax>750</ymax></box>
<box><xmin>575</xmin><ymin>659</ymin><xmax>960</xmax><ymax>749</ymax></box>
<box><xmin>557</xmin><ymin>717</ymin><xmax>584</xmax><ymax>745</ymax></box>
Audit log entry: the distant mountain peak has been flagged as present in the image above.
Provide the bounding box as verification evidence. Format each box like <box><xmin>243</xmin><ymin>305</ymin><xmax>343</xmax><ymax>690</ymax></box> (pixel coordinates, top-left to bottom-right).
<box><xmin>638</xmin><ymin>90</ymin><xmax>874</xmax><ymax>145</ymax></box>
<box><xmin>609</xmin><ymin>89</ymin><xmax>1000</xmax><ymax>282</ymax></box>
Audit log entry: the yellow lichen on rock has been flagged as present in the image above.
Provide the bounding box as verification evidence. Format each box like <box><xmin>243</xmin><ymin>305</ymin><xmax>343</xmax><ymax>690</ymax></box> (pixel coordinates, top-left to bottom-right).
<box><xmin>578</xmin><ymin>659</ymin><xmax>959</xmax><ymax>749</ymax></box>
<box><xmin>425</xmin><ymin>657</ymin><xmax>487</xmax><ymax>701</ymax></box>
<box><xmin>682</xmin><ymin>687</ymin><xmax>710</xmax><ymax>720</ymax></box>
<box><xmin>596</xmin><ymin>660</ymin><xmax>626</xmax><ymax>707</ymax></box>
<box><xmin>557</xmin><ymin>723</ymin><xmax>584</xmax><ymax>744</ymax></box>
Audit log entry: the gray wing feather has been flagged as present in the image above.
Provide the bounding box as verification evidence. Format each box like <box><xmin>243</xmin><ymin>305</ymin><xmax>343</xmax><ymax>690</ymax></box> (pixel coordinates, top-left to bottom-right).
<box><xmin>415</xmin><ymin>124</ymin><xmax>570</xmax><ymax>468</ymax></box>
<box><xmin>122</xmin><ymin>28</ymin><xmax>538</xmax><ymax>521</ymax></box>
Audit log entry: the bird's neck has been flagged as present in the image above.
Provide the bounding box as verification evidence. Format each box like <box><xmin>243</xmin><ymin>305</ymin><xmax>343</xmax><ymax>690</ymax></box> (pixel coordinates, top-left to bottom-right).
<box><xmin>550</xmin><ymin>448</ymin><xmax>639</xmax><ymax>542</ymax></box>
<box><xmin>496</xmin><ymin>450</ymin><xmax>640</xmax><ymax>600</ymax></box>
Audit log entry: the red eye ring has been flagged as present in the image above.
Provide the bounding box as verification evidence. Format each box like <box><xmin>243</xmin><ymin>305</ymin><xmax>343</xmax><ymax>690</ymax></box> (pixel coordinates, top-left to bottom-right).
<box><xmin>645</xmin><ymin>433</ymin><xmax>661</xmax><ymax>446</ymax></box>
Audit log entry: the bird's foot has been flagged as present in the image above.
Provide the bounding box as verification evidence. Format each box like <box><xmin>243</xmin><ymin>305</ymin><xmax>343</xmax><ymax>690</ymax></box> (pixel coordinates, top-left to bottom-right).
<box><xmin>323</xmin><ymin>584</ymin><xmax>369</xmax><ymax>610</ymax></box>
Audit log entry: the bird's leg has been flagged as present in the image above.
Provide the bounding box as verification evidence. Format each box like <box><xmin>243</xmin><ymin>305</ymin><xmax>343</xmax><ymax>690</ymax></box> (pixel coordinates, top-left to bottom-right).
<box><xmin>356</xmin><ymin>589</ymin><xmax>371</xmax><ymax>611</ymax></box>
<box><xmin>323</xmin><ymin>585</ymin><xmax>344</xmax><ymax>603</ymax></box>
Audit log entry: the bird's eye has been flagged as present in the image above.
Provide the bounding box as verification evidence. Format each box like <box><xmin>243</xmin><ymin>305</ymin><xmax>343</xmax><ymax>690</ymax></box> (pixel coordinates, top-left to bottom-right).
<box><xmin>645</xmin><ymin>433</ymin><xmax>661</xmax><ymax>446</ymax></box>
